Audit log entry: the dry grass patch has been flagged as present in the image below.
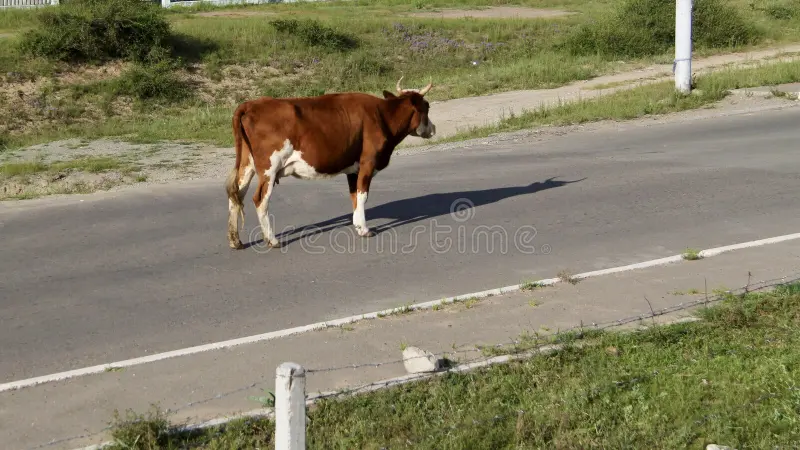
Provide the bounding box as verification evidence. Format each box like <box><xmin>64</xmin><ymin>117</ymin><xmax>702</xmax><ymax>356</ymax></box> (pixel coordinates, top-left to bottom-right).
<box><xmin>0</xmin><ymin>156</ymin><xmax>138</xmax><ymax>200</ymax></box>
<box><xmin>2</xmin><ymin>0</ymin><xmax>800</xmax><ymax>150</ymax></box>
<box><xmin>403</xmin><ymin>6</ymin><xmax>575</xmax><ymax>19</ymax></box>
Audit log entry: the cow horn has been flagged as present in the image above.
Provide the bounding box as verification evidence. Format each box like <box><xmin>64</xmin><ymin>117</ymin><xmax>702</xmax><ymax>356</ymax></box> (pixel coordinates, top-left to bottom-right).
<box><xmin>396</xmin><ymin>76</ymin><xmax>405</xmax><ymax>95</ymax></box>
<box><xmin>419</xmin><ymin>79</ymin><xmax>433</xmax><ymax>96</ymax></box>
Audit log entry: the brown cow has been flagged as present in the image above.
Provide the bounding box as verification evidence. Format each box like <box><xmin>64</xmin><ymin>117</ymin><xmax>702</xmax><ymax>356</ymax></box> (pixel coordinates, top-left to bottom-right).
<box><xmin>224</xmin><ymin>77</ymin><xmax>437</xmax><ymax>250</ymax></box>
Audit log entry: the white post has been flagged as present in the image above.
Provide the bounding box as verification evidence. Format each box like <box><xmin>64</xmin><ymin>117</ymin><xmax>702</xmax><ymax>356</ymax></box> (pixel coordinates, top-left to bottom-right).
<box><xmin>674</xmin><ymin>0</ymin><xmax>693</xmax><ymax>94</ymax></box>
<box><xmin>275</xmin><ymin>362</ymin><xmax>306</xmax><ymax>450</ymax></box>
<box><xmin>161</xmin><ymin>0</ymin><xmax>170</xmax><ymax>8</ymax></box>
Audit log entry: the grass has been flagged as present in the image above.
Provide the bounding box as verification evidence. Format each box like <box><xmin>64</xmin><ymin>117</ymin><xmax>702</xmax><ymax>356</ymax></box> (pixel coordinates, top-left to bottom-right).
<box><xmin>562</xmin><ymin>0</ymin><xmax>763</xmax><ymax>59</ymax></box>
<box><xmin>110</xmin><ymin>58</ymin><xmax>195</xmax><ymax>104</ymax></box>
<box><xmin>0</xmin><ymin>161</ymin><xmax>48</xmax><ymax>177</ymax></box>
<box><xmin>446</xmin><ymin>58</ymin><xmax>800</xmax><ymax>142</ymax></box>
<box><xmin>17</xmin><ymin>0</ymin><xmax>173</xmax><ymax>64</ymax></box>
<box><xmin>2</xmin><ymin>0</ymin><xmax>800</xmax><ymax>150</ymax></box>
<box><xmin>0</xmin><ymin>155</ymin><xmax>136</xmax><ymax>200</ymax></box>
<box><xmin>520</xmin><ymin>280</ymin><xmax>546</xmax><ymax>291</ymax></box>
<box><xmin>2</xmin><ymin>177</ymin><xmax>122</xmax><ymax>200</ymax></box>
<box><xmin>105</xmin><ymin>281</ymin><xmax>800</xmax><ymax>449</ymax></box>
<box><xmin>377</xmin><ymin>303</ymin><xmax>415</xmax><ymax>318</ymax></box>
<box><xmin>0</xmin><ymin>156</ymin><xmax>127</xmax><ymax>177</ymax></box>
<box><xmin>557</xmin><ymin>269</ymin><xmax>579</xmax><ymax>284</ymax></box>
<box><xmin>463</xmin><ymin>297</ymin><xmax>480</xmax><ymax>308</ymax></box>
<box><xmin>7</xmin><ymin>52</ymin><xmax>800</xmax><ymax>153</ymax></box>
<box><xmin>683</xmin><ymin>248</ymin><xmax>703</xmax><ymax>260</ymax></box>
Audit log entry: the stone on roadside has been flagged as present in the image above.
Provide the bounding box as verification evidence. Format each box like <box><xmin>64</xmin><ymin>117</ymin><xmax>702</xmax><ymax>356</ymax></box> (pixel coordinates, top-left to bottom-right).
<box><xmin>402</xmin><ymin>346</ymin><xmax>442</xmax><ymax>374</ymax></box>
<box><xmin>706</xmin><ymin>445</ymin><xmax>736</xmax><ymax>450</ymax></box>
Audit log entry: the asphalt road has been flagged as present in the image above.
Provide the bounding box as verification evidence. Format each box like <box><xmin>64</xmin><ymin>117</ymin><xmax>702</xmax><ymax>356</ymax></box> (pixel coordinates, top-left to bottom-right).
<box><xmin>2</xmin><ymin>107</ymin><xmax>800</xmax><ymax>382</ymax></box>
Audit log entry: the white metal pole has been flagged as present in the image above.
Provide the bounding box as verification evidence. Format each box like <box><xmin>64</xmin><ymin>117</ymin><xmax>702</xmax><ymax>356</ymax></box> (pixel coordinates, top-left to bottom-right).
<box><xmin>675</xmin><ymin>0</ymin><xmax>693</xmax><ymax>93</ymax></box>
<box><xmin>275</xmin><ymin>362</ymin><xmax>306</xmax><ymax>450</ymax></box>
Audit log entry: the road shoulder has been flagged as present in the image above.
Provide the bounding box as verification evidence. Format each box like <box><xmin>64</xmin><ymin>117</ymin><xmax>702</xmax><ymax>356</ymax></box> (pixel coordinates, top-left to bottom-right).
<box><xmin>2</xmin><ymin>92</ymin><xmax>799</xmax><ymax>209</ymax></box>
<box><xmin>3</xmin><ymin>239</ymin><xmax>799</xmax><ymax>450</ymax></box>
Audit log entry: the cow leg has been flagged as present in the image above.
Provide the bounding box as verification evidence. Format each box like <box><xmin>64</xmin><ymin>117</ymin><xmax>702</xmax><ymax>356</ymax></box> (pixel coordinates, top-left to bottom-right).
<box><xmin>254</xmin><ymin>173</ymin><xmax>281</xmax><ymax>248</ymax></box>
<box><xmin>347</xmin><ymin>173</ymin><xmax>358</xmax><ymax>213</ymax></box>
<box><xmin>352</xmin><ymin>162</ymin><xmax>374</xmax><ymax>237</ymax></box>
<box><xmin>226</xmin><ymin>157</ymin><xmax>256</xmax><ymax>249</ymax></box>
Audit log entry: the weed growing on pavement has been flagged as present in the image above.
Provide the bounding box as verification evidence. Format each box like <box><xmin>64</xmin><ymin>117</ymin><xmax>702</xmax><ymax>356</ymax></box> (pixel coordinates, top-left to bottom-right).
<box><xmin>557</xmin><ymin>269</ymin><xmax>579</xmax><ymax>285</ymax></box>
<box><xmin>520</xmin><ymin>280</ymin><xmax>546</xmax><ymax>291</ymax></box>
<box><xmin>683</xmin><ymin>248</ymin><xmax>703</xmax><ymax>260</ymax></box>
<box><xmin>249</xmin><ymin>389</ymin><xmax>276</xmax><ymax>408</ymax></box>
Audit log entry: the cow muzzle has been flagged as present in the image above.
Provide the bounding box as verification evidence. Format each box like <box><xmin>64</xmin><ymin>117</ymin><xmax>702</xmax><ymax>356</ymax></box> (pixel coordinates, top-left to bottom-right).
<box><xmin>414</xmin><ymin>121</ymin><xmax>436</xmax><ymax>139</ymax></box>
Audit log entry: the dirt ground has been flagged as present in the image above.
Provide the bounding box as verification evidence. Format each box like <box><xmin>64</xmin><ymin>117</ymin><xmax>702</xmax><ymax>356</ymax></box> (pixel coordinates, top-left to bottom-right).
<box><xmin>0</xmin><ymin>139</ymin><xmax>230</xmax><ymax>200</ymax></box>
<box><xmin>404</xmin><ymin>6</ymin><xmax>575</xmax><ymax>19</ymax></box>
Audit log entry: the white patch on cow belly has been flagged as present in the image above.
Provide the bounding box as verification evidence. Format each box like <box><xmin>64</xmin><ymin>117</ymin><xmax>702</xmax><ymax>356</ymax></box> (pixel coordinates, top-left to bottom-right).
<box><xmin>267</xmin><ymin>138</ymin><xmax>361</xmax><ymax>181</ymax></box>
<box><xmin>282</xmin><ymin>152</ymin><xmax>335</xmax><ymax>180</ymax></box>
<box><xmin>267</xmin><ymin>139</ymin><xmax>295</xmax><ymax>181</ymax></box>
<box><xmin>280</xmin><ymin>150</ymin><xmax>360</xmax><ymax>181</ymax></box>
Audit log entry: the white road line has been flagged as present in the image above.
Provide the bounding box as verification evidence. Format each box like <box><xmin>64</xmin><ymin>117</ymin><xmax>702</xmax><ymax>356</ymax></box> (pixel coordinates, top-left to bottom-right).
<box><xmin>3</xmin><ymin>231</ymin><xmax>800</xmax><ymax>394</ymax></box>
<box><xmin>698</xmin><ymin>233</ymin><xmax>800</xmax><ymax>257</ymax></box>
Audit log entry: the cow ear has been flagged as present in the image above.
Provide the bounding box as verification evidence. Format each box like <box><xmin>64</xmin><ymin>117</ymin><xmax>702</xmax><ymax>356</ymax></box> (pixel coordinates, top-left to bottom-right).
<box><xmin>382</xmin><ymin>90</ymin><xmax>397</xmax><ymax>99</ymax></box>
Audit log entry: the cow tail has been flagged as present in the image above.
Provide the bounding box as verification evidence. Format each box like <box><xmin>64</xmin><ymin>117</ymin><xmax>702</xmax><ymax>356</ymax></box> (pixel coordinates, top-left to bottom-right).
<box><xmin>227</xmin><ymin>105</ymin><xmax>249</xmax><ymax>228</ymax></box>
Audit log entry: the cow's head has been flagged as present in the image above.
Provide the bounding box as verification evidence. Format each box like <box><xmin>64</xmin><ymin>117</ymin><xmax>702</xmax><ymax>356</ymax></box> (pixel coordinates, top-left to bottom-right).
<box><xmin>383</xmin><ymin>77</ymin><xmax>436</xmax><ymax>139</ymax></box>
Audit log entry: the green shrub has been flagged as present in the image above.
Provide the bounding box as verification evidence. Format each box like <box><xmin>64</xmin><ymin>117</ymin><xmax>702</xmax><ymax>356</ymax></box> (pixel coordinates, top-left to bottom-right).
<box><xmin>335</xmin><ymin>52</ymin><xmax>394</xmax><ymax>79</ymax></box>
<box><xmin>113</xmin><ymin>58</ymin><xmax>193</xmax><ymax>103</ymax></box>
<box><xmin>19</xmin><ymin>0</ymin><xmax>172</xmax><ymax>64</ymax></box>
<box><xmin>269</xmin><ymin>18</ymin><xmax>358</xmax><ymax>52</ymax></box>
<box><xmin>765</xmin><ymin>4</ymin><xmax>797</xmax><ymax>19</ymax></box>
<box><xmin>563</xmin><ymin>0</ymin><xmax>763</xmax><ymax>58</ymax></box>
<box><xmin>751</xmin><ymin>1</ymin><xmax>797</xmax><ymax>20</ymax></box>
<box><xmin>68</xmin><ymin>54</ymin><xmax>195</xmax><ymax>104</ymax></box>
<box><xmin>108</xmin><ymin>407</ymin><xmax>171</xmax><ymax>450</ymax></box>
<box><xmin>0</xmin><ymin>132</ymin><xmax>10</xmax><ymax>152</ymax></box>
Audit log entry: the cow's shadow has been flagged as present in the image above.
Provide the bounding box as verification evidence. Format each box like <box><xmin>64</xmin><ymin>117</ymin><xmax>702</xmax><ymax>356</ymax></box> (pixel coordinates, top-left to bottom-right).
<box><xmin>253</xmin><ymin>175</ymin><xmax>585</xmax><ymax>249</ymax></box>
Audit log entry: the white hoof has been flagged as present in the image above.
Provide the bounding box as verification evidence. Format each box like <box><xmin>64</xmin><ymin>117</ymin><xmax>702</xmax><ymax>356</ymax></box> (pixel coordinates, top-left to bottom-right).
<box><xmin>355</xmin><ymin>225</ymin><xmax>373</xmax><ymax>237</ymax></box>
